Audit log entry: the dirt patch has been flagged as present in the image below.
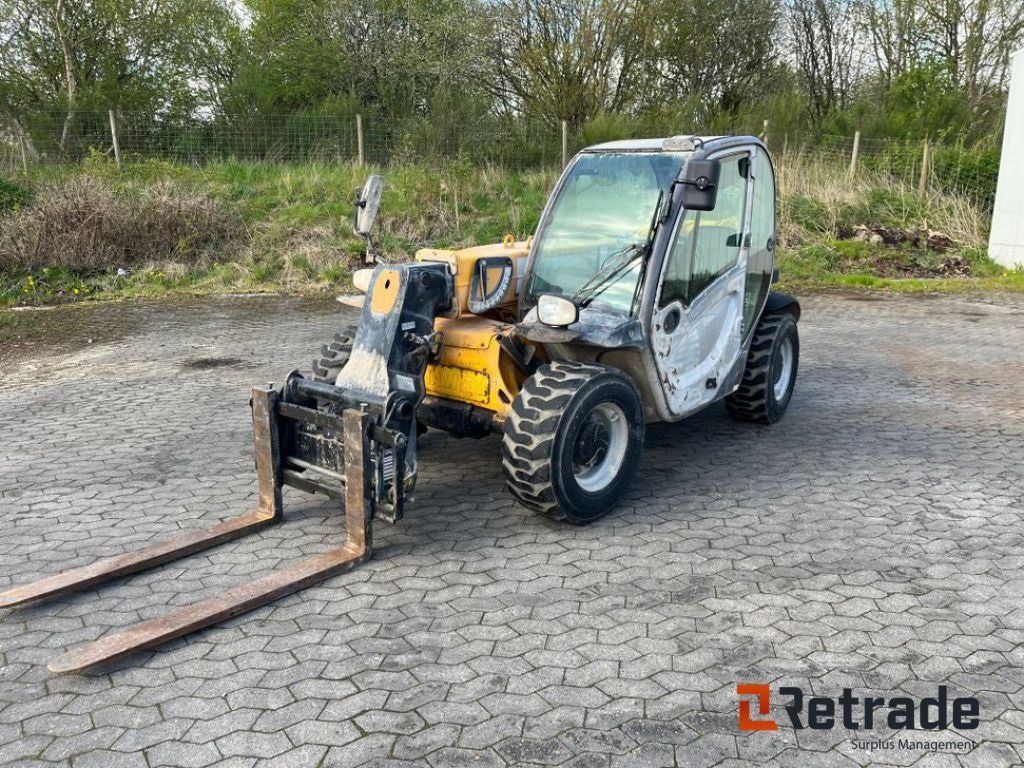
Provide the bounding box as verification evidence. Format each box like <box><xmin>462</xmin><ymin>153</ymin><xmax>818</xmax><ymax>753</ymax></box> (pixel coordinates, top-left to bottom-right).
<box><xmin>0</xmin><ymin>302</ymin><xmax>131</xmax><ymax>371</ymax></box>
<box><xmin>869</xmin><ymin>255</ymin><xmax>972</xmax><ymax>279</ymax></box>
<box><xmin>180</xmin><ymin>357</ymin><xmax>247</xmax><ymax>370</ymax></box>
<box><xmin>0</xmin><ymin>294</ymin><xmax>339</xmax><ymax>374</ymax></box>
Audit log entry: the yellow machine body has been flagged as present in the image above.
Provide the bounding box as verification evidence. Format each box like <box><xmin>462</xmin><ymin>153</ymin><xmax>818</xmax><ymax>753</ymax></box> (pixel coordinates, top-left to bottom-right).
<box><xmin>413</xmin><ymin>238</ymin><xmax>532</xmax><ymax>417</ymax></box>
<box><xmin>415</xmin><ymin>238</ymin><xmax>529</xmax><ymax>317</ymax></box>
<box><xmin>423</xmin><ymin>315</ymin><xmax>526</xmax><ymax>414</ymax></box>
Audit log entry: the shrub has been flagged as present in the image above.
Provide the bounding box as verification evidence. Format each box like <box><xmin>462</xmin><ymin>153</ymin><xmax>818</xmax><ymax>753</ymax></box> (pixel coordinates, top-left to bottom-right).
<box><xmin>784</xmin><ymin>194</ymin><xmax>833</xmax><ymax>236</ymax></box>
<box><xmin>0</xmin><ymin>177</ymin><xmax>30</xmax><ymax>216</ymax></box>
<box><xmin>0</xmin><ymin>175</ymin><xmax>244</xmax><ymax>271</ymax></box>
<box><xmin>852</xmin><ymin>188</ymin><xmax>930</xmax><ymax>229</ymax></box>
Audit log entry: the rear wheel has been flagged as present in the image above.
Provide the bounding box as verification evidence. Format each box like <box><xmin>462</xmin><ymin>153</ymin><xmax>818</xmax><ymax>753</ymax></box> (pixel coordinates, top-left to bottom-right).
<box><xmin>725</xmin><ymin>312</ymin><xmax>799</xmax><ymax>423</ymax></box>
<box><xmin>502</xmin><ymin>362</ymin><xmax>644</xmax><ymax>524</ymax></box>
<box><xmin>312</xmin><ymin>324</ymin><xmax>357</xmax><ymax>383</ymax></box>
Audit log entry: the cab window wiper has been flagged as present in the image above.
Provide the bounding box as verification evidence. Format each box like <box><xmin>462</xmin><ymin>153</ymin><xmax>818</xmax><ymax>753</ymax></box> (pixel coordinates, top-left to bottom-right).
<box><xmin>572</xmin><ymin>189</ymin><xmax>666</xmax><ymax>310</ymax></box>
<box><xmin>572</xmin><ymin>241</ymin><xmax>649</xmax><ymax>308</ymax></box>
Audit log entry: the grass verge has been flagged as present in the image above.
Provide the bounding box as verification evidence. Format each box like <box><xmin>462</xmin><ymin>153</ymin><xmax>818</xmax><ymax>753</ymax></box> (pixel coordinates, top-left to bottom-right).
<box><xmin>1</xmin><ymin>156</ymin><xmax>1021</xmax><ymax>307</ymax></box>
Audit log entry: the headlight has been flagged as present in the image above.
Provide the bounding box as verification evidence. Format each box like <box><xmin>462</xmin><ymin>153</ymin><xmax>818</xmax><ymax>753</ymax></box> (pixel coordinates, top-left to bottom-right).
<box><xmin>537</xmin><ymin>294</ymin><xmax>579</xmax><ymax>327</ymax></box>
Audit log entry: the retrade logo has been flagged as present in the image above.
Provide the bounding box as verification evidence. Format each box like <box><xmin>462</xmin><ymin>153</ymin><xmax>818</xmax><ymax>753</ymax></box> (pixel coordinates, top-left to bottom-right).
<box><xmin>735</xmin><ymin>684</ymin><xmax>980</xmax><ymax>732</ymax></box>
<box><xmin>737</xmin><ymin>684</ymin><xmax>778</xmax><ymax>731</ymax></box>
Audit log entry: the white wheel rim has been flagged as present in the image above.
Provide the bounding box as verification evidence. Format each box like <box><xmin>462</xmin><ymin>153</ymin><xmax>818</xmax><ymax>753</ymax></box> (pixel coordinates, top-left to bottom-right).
<box><xmin>572</xmin><ymin>402</ymin><xmax>629</xmax><ymax>493</ymax></box>
<box><xmin>773</xmin><ymin>337</ymin><xmax>794</xmax><ymax>401</ymax></box>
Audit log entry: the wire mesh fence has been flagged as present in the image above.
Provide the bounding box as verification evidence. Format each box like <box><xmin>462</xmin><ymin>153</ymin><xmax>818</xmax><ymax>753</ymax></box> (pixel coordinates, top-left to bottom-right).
<box><xmin>773</xmin><ymin>131</ymin><xmax>1001</xmax><ymax>209</ymax></box>
<box><xmin>0</xmin><ymin>110</ymin><xmax>579</xmax><ymax>169</ymax></box>
<box><xmin>0</xmin><ymin>110</ymin><xmax>1001</xmax><ymax>209</ymax></box>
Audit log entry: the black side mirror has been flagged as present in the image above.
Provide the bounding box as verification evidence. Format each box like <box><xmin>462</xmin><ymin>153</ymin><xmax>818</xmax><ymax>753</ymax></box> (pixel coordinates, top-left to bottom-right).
<box><xmin>353</xmin><ymin>175</ymin><xmax>383</xmax><ymax>237</ymax></box>
<box><xmin>679</xmin><ymin>159</ymin><xmax>721</xmax><ymax>212</ymax></box>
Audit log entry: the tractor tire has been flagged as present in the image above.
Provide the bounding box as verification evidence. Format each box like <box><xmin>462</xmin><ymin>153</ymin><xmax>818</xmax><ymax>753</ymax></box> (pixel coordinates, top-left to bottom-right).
<box><xmin>725</xmin><ymin>311</ymin><xmax>799</xmax><ymax>424</ymax></box>
<box><xmin>312</xmin><ymin>324</ymin><xmax>357</xmax><ymax>384</ymax></box>
<box><xmin>502</xmin><ymin>361</ymin><xmax>645</xmax><ymax>524</ymax></box>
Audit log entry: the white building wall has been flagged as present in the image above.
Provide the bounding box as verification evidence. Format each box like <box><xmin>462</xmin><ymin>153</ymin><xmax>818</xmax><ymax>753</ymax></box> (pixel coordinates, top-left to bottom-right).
<box><xmin>990</xmin><ymin>49</ymin><xmax>1024</xmax><ymax>268</ymax></box>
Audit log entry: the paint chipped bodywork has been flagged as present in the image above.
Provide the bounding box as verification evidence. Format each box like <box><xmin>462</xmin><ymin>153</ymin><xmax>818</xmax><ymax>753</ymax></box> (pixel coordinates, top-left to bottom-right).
<box><xmin>516</xmin><ymin>305</ymin><xmax>644</xmax><ymax>348</ymax></box>
<box><xmin>651</xmin><ymin>267</ymin><xmax>746</xmax><ymax>417</ymax></box>
<box><xmin>336</xmin><ymin>346</ymin><xmax>389</xmax><ymax>396</ymax></box>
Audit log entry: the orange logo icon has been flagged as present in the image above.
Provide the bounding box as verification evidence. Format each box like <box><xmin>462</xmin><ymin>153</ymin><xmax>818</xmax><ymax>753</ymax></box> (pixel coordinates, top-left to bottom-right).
<box><xmin>737</xmin><ymin>684</ymin><xmax>778</xmax><ymax>731</ymax></box>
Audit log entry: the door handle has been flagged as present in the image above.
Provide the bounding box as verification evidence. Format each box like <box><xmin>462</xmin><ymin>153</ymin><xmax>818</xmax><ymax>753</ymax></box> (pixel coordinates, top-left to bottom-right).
<box><xmin>663</xmin><ymin>306</ymin><xmax>681</xmax><ymax>334</ymax></box>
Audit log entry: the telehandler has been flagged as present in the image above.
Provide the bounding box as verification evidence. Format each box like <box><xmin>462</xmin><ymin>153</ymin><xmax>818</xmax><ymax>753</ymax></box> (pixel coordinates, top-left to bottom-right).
<box><xmin>1</xmin><ymin>135</ymin><xmax>800</xmax><ymax>672</ymax></box>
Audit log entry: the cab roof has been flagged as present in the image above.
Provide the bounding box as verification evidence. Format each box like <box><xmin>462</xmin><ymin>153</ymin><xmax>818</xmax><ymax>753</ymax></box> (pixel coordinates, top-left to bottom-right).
<box><xmin>582</xmin><ymin>135</ymin><xmax>763</xmax><ymax>153</ymax></box>
<box><xmin>582</xmin><ymin>136</ymin><xmax>718</xmax><ymax>153</ymax></box>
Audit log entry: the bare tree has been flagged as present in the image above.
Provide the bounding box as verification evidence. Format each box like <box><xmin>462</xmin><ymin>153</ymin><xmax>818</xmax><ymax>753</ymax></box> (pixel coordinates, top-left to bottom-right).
<box><xmin>917</xmin><ymin>0</ymin><xmax>1024</xmax><ymax>100</ymax></box>
<box><xmin>1</xmin><ymin>0</ymin><xmax>240</xmax><ymax>140</ymax></box>
<box><xmin>53</xmin><ymin>0</ymin><xmax>78</xmax><ymax>152</ymax></box>
<box><xmin>488</xmin><ymin>0</ymin><xmax>656</xmax><ymax>124</ymax></box>
<box><xmin>860</xmin><ymin>0</ymin><xmax>922</xmax><ymax>88</ymax></box>
<box><xmin>787</xmin><ymin>0</ymin><xmax>865</xmax><ymax>121</ymax></box>
<box><xmin>654</xmin><ymin>0</ymin><xmax>782</xmax><ymax>118</ymax></box>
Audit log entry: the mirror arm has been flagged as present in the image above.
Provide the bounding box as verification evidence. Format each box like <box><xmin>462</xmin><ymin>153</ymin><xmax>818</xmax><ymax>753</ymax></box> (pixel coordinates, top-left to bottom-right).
<box><xmin>678</xmin><ymin>177</ymin><xmax>717</xmax><ymax>192</ymax></box>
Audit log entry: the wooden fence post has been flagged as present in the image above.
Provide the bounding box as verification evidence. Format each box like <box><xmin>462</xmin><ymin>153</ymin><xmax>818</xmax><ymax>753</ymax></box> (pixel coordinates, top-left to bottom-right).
<box><xmin>849</xmin><ymin>131</ymin><xmax>860</xmax><ymax>176</ymax></box>
<box><xmin>356</xmin><ymin>114</ymin><xmax>364</xmax><ymax>167</ymax></box>
<box><xmin>561</xmin><ymin>120</ymin><xmax>568</xmax><ymax>168</ymax></box>
<box><xmin>108</xmin><ymin>110</ymin><xmax>122</xmax><ymax>169</ymax></box>
<box><xmin>19</xmin><ymin>129</ymin><xmax>29</xmax><ymax>175</ymax></box>
<box><xmin>918</xmin><ymin>141</ymin><xmax>930</xmax><ymax>195</ymax></box>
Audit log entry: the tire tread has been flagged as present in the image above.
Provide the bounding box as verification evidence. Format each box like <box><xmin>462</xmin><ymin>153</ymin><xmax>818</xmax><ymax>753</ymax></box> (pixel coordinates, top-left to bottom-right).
<box><xmin>725</xmin><ymin>312</ymin><xmax>793</xmax><ymax>423</ymax></box>
<box><xmin>312</xmin><ymin>325</ymin><xmax>357</xmax><ymax>383</ymax></box>
<box><xmin>501</xmin><ymin>361</ymin><xmax>607</xmax><ymax>522</ymax></box>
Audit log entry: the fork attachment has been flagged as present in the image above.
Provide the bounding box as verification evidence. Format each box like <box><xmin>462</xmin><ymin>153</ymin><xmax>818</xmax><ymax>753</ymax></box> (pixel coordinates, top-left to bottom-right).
<box><xmin>45</xmin><ymin>390</ymin><xmax>379</xmax><ymax>673</ymax></box>
<box><xmin>0</xmin><ymin>386</ymin><xmax>379</xmax><ymax>673</ymax></box>
<box><xmin>1</xmin><ymin>261</ymin><xmax>454</xmax><ymax>672</ymax></box>
<box><xmin>0</xmin><ymin>389</ymin><xmax>291</xmax><ymax>614</ymax></box>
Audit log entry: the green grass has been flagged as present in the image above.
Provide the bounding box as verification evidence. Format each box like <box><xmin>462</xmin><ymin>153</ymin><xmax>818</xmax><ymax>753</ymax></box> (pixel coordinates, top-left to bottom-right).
<box><xmin>1</xmin><ymin>157</ymin><xmax>1022</xmax><ymax>307</ymax></box>
<box><xmin>776</xmin><ymin>242</ymin><xmax>1024</xmax><ymax>294</ymax></box>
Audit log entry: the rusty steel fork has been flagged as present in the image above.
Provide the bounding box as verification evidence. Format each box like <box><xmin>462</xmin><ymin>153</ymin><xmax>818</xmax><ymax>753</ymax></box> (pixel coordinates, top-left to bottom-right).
<box><xmin>0</xmin><ymin>388</ymin><xmax>374</xmax><ymax>673</ymax></box>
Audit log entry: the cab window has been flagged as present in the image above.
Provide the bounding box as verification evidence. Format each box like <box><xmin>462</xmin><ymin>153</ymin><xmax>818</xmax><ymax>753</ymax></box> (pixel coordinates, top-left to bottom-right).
<box><xmin>660</xmin><ymin>154</ymin><xmax>749</xmax><ymax>306</ymax></box>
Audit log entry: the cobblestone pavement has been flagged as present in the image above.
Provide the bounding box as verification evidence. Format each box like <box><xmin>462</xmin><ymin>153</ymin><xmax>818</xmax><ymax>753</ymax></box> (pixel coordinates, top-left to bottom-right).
<box><xmin>1</xmin><ymin>292</ymin><xmax>1023</xmax><ymax>768</ymax></box>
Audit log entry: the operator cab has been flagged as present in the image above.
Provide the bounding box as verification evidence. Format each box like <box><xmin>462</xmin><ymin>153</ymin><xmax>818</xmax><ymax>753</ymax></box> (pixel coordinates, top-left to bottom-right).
<box><xmin>519</xmin><ymin>135</ymin><xmax>784</xmax><ymax>422</ymax></box>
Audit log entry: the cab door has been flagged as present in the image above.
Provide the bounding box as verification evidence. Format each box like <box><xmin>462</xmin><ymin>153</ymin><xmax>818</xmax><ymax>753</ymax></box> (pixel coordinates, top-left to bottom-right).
<box><xmin>650</xmin><ymin>151</ymin><xmax>754</xmax><ymax>418</ymax></box>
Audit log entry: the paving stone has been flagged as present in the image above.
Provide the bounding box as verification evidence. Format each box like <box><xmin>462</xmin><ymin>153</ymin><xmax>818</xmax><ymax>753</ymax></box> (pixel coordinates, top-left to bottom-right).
<box><xmin>215</xmin><ymin>730</ymin><xmax>294</xmax><ymax>759</ymax></box>
<box><xmin>285</xmin><ymin>719</ymin><xmax>361</xmax><ymax>748</ymax></box>
<box><xmin>611</xmin><ymin>742</ymin><xmax>675</xmax><ymax>768</ymax></box>
<box><xmin>427</xmin><ymin>746</ymin><xmax>505</xmax><ymax>768</ymax></box>
<box><xmin>459</xmin><ymin>714</ymin><xmax>525</xmax><ymax>749</ymax></box>
<box><xmin>146</xmin><ymin>740</ymin><xmax>223</xmax><ymax>768</ymax></box>
<box><xmin>393</xmin><ymin>723</ymin><xmax>461</xmax><ymax>759</ymax></box>
<box><xmin>495</xmin><ymin>736</ymin><xmax>572</xmax><ymax>765</ymax></box>
<box><xmin>324</xmin><ymin>733</ymin><xmax>395</xmax><ymax>767</ymax></box>
<box><xmin>0</xmin><ymin>294</ymin><xmax>1021</xmax><ymax>768</ymax></box>
<box><xmin>261</xmin><ymin>744</ymin><xmax>328</xmax><ymax>768</ymax></box>
<box><xmin>674</xmin><ymin>733</ymin><xmax>739</xmax><ymax>768</ymax></box>
<box><xmin>354</xmin><ymin>709</ymin><xmax>425</xmax><ymax>735</ymax></box>
<box><xmin>71</xmin><ymin>749</ymin><xmax>148</xmax><ymax>768</ymax></box>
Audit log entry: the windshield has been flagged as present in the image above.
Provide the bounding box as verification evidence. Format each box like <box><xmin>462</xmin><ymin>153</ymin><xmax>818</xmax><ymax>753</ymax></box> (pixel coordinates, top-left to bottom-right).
<box><xmin>525</xmin><ymin>151</ymin><xmax>688</xmax><ymax>315</ymax></box>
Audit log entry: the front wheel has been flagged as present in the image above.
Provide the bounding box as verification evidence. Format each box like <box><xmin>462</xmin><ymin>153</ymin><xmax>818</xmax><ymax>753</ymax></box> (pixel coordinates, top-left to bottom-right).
<box><xmin>502</xmin><ymin>362</ymin><xmax>645</xmax><ymax>524</ymax></box>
